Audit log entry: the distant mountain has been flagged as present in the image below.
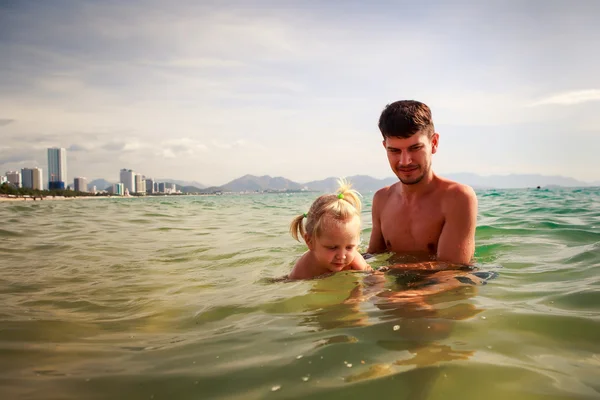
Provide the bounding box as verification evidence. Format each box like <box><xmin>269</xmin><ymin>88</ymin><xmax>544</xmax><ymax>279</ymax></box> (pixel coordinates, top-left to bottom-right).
<box><xmin>176</xmin><ymin>185</ymin><xmax>204</xmax><ymax>194</ymax></box>
<box><xmin>306</xmin><ymin>173</ymin><xmax>596</xmax><ymax>191</ymax></box>
<box><xmin>87</xmin><ymin>173</ymin><xmax>597</xmax><ymax>195</ymax></box>
<box><xmin>199</xmin><ymin>186</ymin><xmax>224</xmax><ymax>194</ymax></box>
<box><xmin>158</xmin><ymin>178</ymin><xmax>206</xmax><ymax>189</ymax></box>
<box><xmin>221</xmin><ymin>174</ymin><xmax>302</xmax><ymax>192</ymax></box>
<box><xmin>301</xmin><ymin>177</ymin><xmax>339</xmax><ymax>192</ymax></box>
<box><xmin>442</xmin><ymin>173</ymin><xmax>591</xmax><ymax>189</ymax></box>
<box><xmin>88</xmin><ymin>178</ymin><xmax>113</xmax><ymax>191</ymax></box>
<box><xmin>303</xmin><ymin>175</ymin><xmax>396</xmax><ymax>192</ymax></box>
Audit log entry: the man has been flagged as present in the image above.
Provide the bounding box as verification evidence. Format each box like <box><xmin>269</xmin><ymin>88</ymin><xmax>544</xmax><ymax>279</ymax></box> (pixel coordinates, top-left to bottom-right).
<box><xmin>367</xmin><ymin>100</ymin><xmax>477</xmax><ymax>265</ymax></box>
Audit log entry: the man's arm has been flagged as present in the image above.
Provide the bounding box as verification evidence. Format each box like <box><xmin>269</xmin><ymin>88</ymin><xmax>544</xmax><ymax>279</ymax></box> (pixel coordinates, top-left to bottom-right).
<box><xmin>437</xmin><ymin>185</ymin><xmax>478</xmax><ymax>264</ymax></box>
<box><xmin>367</xmin><ymin>188</ymin><xmax>387</xmax><ymax>254</ymax></box>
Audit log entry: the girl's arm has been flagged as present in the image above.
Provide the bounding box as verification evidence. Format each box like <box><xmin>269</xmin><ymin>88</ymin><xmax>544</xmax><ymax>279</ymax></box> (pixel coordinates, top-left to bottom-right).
<box><xmin>350</xmin><ymin>251</ymin><xmax>372</xmax><ymax>271</ymax></box>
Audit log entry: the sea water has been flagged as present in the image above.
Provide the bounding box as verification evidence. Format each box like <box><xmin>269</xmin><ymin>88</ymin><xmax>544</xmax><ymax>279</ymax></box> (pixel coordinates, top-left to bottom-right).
<box><xmin>1</xmin><ymin>187</ymin><xmax>599</xmax><ymax>399</ymax></box>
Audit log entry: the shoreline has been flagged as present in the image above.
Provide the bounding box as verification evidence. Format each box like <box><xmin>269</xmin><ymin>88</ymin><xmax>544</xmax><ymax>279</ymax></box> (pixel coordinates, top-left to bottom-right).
<box><xmin>0</xmin><ymin>195</ymin><xmax>115</xmax><ymax>202</ymax></box>
<box><xmin>1</xmin><ymin>191</ymin><xmax>322</xmax><ymax>202</ymax></box>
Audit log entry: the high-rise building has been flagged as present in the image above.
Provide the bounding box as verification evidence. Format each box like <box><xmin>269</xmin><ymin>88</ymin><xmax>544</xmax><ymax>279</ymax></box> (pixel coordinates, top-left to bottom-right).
<box><xmin>47</xmin><ymin>148</ymin><xmax>67</xmax><ymax>190</ymax></box>
<box><xmin>6</xmin><ymin>171</ymin><xmax>21</xmax><ymax>188</ymax></box>
<box><xmin>113</xmin><ymin>183</ymin><xmax>124</xmax><ymax>196</ymax></box>
<box><xmin>156</xmin><ymin>182</ymin><xmax>177</xmax><ymax>194</ymax></box>
<box><xmin>74</xmin><ymin>177</ymin><xmax>88</xmax><ymax>192</ymax></box>
<box><xmin>0</xmin><ymin>176</ymin><xmax>7</xmax><ymax>185</ymax></box>
<box><xmin>120</xmin><ymin>169</ymin><xmax>136</xmax><ymax>194</ymax></box>
<box><xmin>145</xmin><ymin>178</ymin><xmax>155</xmax><ymax>194</ymax></box>
<box><xmin>21</xmin><ymin>169</ymin><xmax>32</xmax><ymax>189</ymax></box>
<box><xmin>21</xmin><ymin>168</ymin><xmax>43</xmax><ymax>190</ymax></box>
<box><xmin>135</xmin><ymin>174</ymin><xmax>146</xmax><ymax>194</ymax></box>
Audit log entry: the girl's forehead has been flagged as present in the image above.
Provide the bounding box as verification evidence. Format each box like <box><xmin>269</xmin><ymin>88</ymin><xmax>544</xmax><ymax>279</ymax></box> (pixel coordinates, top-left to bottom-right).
<box><xmin>319</xmin><ymin>215</ymin><xmax>360</xmax><ymax>232</ymax></box>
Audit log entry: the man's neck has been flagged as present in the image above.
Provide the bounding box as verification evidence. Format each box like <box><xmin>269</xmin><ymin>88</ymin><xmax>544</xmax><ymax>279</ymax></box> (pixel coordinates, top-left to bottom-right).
<box><xmin>397</xmin><ymin>171</ymin><xmax>437</xmax><ymax>200</ymax></box>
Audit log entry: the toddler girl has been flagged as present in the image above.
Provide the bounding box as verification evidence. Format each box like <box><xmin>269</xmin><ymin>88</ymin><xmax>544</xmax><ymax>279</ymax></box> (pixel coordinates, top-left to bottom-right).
<box><xmin>288</xmin><ymin>179</ymin><xmax>371</xmax><ymax>280</ymax></box>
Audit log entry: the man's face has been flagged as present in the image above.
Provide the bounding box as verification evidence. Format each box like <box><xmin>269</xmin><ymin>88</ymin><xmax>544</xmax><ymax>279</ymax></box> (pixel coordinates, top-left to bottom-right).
<box><xmin>383</xmin><ymin>131</ymin><xmax>439</xmax><ymax>185</ymax></box>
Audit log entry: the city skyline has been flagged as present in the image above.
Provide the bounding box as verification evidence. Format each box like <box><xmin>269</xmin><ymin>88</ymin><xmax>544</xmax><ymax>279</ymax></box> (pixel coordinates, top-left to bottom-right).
<box><xmin>2</xmin><ymin>151</ymin><xmax>599</xmax><ymax>191</ymax></box>
<box><xmin>1</xmin><ymin>146</ymin><xmax>183</xmax><ymax>193</ymax></box>
<box><xmin>1</xmin><ymin>1</ymin><xmax>599</xmax><ymax>186</ymax></box>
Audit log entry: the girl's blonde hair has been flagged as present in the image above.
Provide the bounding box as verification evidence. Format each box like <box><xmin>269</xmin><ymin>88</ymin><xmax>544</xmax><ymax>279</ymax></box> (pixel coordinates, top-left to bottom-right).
<box><xmin>290</xmin><ymin>178</ymin><xmax>362</xmax><ymax>242</ymax></box>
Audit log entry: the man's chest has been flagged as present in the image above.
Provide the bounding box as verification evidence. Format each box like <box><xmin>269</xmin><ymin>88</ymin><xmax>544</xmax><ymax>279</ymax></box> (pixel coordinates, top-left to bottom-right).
<box><xmin>379</xmin><ymin>202</ymin><xmax>445</xmax><ymax>253</ymax></box>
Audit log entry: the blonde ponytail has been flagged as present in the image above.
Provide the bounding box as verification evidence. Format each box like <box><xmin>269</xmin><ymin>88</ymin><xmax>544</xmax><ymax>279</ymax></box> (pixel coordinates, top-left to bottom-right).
<box><xmin>291</xmin><ymin>178</ymin><xmax>364</xmax><ymax>243</ymax></box>
<box><xmin>289</xmin><ymin>213</ymin><xmax>307</xmax><ymax>242</ymax></box>
<box><xmin>335</xmin><ymin>178</ymin><xmax>362</xmax><ymax>213</ymax></box>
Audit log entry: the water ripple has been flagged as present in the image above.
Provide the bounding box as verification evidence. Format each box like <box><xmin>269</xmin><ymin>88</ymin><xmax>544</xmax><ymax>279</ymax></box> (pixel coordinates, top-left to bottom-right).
<box><xmin>1</xmin><ymin>188</ymin><xmax>599</xmax><ymax>399</ymax></box>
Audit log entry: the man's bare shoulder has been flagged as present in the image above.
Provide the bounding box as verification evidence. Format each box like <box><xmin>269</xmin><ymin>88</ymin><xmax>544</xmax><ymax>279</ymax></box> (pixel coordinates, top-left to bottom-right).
<box><xmin>373</xmin><ymin>182</ymin><xmax>400</xmax><ymax>201</ymax></box>
<box><xmin>374</xmin><ymin>185</ymin><xmax>391</xmax><ymax>197</ymax></box>
<box><xmin>436</xmin><ymin>176</ymin><xmax>477</xmax><ymax>208</ymax></box>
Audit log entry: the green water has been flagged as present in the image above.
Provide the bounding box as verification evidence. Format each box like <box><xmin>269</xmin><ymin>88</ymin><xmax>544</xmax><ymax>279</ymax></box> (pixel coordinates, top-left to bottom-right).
<box><xmin>1</xmin><ymin>188</ymin><xmax>599</xmax><ymax>399</ymax></box>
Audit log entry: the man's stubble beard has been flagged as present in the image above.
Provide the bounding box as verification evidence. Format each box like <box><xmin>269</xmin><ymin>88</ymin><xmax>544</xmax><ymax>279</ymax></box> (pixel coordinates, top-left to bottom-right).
<box><xmin>397</xmin><ymin>161</ymin><xmax>430</xmax><ymax>185</ymax></box>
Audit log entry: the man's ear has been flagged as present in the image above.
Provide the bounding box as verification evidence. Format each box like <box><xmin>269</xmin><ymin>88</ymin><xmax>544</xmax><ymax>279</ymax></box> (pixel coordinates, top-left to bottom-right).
<box><xmin>304</xmin><ymin>233</ymin><xmax>314</xmax><ymax>251</ymax></box>
<box><xmin>431</xmin><ymin>133</ymin><xmax>439</xmax><ymax>154</ymax></box>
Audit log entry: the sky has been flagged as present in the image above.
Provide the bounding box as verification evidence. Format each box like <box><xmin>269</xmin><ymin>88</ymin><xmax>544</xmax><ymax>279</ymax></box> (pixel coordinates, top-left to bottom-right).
<box><xmin>1</xmin><ymin>0</ymin><xmax>599</xmax><ymax>186</ymax></box>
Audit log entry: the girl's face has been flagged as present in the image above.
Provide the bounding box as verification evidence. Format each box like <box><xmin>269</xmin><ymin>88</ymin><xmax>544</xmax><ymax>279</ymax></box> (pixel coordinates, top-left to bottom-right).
<box><xmin>305</xmin><ymin>215</ymin><xmax>361</xmax><ymax>273</ymax></box>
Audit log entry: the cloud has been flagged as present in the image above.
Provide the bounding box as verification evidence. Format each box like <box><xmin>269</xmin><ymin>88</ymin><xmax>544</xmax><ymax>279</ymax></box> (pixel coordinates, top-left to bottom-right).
<box><xmin>210</xmin><ymin>139</ymin><xmax>264</xmax><ymax>150</ymax></box>
<box><xmin>101</xmin><ymin>142</ymin><xmax>127</xmax><ymax>152</ymax></box>
<box><xmin>0</xmin><ymin>152</ymin><xmax>39</xmax><ymax>166</ymax></box>
<box><xmin>1</xmin><ymin>1</ymin><xmax>599</xmax><ymax>183</ymax></box>
<box><xmin>100</xmin><ymin>140</ymin><xmax>145</xmax><ymax>152</ymax></box>
<box><xmin>68</xmin><ymin>144</ymin><xmax>88</xmax><ymax>152</ymax></box>
<box><xmin>160</xmin><ymin>149</ymin><xmax>176</xmax><ymax>159</ymax></box>
<box><xmin>212</xmin><ymin>140</ymin><xmax>236</xmax><ymax>150</ymax></box>
<box><xmin>146</xmin><ymin>57</ymin><xmax>247</xmax><ymax>69</ymax></box>
<box><xmin>159</xmin><ymin>138</ymin><xmax>207</xmax><ymax>158</ymax></box>
<box><xmin>529</xmin><ymin>89</ymin><xmax>600</xmax><ymax>106</ymax></box>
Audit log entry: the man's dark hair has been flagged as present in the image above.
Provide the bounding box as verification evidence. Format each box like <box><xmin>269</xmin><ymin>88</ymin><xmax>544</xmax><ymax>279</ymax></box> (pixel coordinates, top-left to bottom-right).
<box><xmin>378</xmin><ymin>100</ymin><xmax>434</xmax><ymax>138</ymax></box>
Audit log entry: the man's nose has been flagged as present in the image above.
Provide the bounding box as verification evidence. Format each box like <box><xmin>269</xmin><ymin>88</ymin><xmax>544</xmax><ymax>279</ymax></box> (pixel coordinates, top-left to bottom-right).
<box><xmin>399</xmin><ymin>151</ymin><xmax>412</xmax><ymax>166</ymax></box>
